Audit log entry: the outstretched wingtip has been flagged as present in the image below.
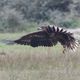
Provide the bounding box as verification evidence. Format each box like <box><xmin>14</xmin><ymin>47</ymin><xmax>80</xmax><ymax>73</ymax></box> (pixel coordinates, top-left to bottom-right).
<box><xmin>63</xmin><ymin>40</ymin><xmax>79</xmax><ymax>54</ymax></box>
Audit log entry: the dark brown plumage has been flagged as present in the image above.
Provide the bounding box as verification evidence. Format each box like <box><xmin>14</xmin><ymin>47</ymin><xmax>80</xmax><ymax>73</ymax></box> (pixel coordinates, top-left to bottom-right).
<box><xmin>14</xmin><ymin>25</ymin><xmax>78</xmax><ymax>53</ymax></box>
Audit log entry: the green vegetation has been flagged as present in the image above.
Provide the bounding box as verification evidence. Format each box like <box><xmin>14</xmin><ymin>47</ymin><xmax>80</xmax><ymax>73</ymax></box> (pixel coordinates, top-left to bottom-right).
<box><xmin>0</xmin><ymin>0</ymin><xmax>80</xmax><ymax>32</ymax></box>
<box><xmin>0</xmin><ymin>0</ymin><xmax>80</xmax><ymax>79</ymax></box>
<box><xmin>0</xmin><ymin>33</ymin><xmax>80</xmax><ymax>80</ymax></box>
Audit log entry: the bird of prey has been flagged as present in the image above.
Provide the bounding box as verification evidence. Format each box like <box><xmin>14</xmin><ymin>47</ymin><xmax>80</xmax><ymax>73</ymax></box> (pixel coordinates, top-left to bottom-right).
<box><xmin>14</xmin><ymin>25</ymin><xmax>79</xmax><ymax>53</ymax></box>
<box><xmin>2</xmin><ymin>25</ymin><xmax>79</xmax><ymax>53</ymax></box>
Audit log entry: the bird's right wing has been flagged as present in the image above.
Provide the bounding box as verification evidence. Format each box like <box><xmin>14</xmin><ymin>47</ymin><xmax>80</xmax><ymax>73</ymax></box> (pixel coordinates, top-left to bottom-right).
<box><xmin>14</xmin><ymin>31</ymin><xmax>53</xmax><ymax>47</ymax></box>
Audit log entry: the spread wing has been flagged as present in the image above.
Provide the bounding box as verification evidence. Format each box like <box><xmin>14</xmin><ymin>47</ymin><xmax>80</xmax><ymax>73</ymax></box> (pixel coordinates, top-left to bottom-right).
<box><xmin>57</xmin><ymin>29</ymin><xmax>78</xmax><ymax>51</ymax></box>
<box><xmin>39</xmin><ymin>25</ymin><xmax>79</xmax><ymax>51</ymax></box>
<box><xmin>14</xmin><ymin>25</ymin><xmax>78</xmax><ymax>53</ymax></box>
<box><xmin>14</xmin><ymin>31</ymin><xmax>53</xmax><ymax>47</ymax></box>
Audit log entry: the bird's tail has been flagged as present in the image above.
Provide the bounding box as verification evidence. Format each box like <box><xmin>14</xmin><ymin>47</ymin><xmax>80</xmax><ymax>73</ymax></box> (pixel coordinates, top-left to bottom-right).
<box><xmin>0</xmin><ymin>39</ymin><xmax>15</xmax><ymax>45</ymax></box>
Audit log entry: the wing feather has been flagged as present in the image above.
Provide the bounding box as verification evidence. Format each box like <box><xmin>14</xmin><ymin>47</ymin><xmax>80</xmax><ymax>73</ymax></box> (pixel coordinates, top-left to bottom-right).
<box><xmin>39</xmin><ymin>25</ymin><xmax>79</xmax><ymax>52</ymax></box>
<box><xmin>14</xmin><ymin>25</ymin><xmax>78</xmax><ymax>53</ymax></box>
<box><xmin>56</xmin><ymin>29</ymin><xmax>78</xmax><ymax>51</ymax></box>
<box><xmin>14</xmin><ymin>31</ymin><xmax>53</xmax><ymax>47</ymax></box>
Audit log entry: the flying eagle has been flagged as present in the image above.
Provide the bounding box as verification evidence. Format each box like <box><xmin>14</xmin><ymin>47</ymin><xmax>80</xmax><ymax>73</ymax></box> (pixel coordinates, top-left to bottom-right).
<box><xmin>13</xmin><ymin>25</ymin><xmax>78</xmax><ymax>53</ymax></box>
<box><xmin>2</xmin><ymin>25</ymin><xmax>78</xmax><ymax>53</ymax></box>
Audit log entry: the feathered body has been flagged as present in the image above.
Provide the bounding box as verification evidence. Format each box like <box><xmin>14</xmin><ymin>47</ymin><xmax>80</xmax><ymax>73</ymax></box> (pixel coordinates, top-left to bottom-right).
<box><xmin>13</xmin><ymin>25</ymin><xmax>78</xmax><ymax>53</ymax></box>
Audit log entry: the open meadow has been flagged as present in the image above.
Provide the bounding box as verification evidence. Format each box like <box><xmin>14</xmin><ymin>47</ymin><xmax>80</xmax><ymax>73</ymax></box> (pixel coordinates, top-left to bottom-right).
<box><xmin>0</xmin><ymin>0</ymin><xmax>80</xmax><ymax>79</ymax></box>
<box><xmin>0</xmin><ymin>33</ymin><xmax>80</xmax><ymax>80</ymax></box>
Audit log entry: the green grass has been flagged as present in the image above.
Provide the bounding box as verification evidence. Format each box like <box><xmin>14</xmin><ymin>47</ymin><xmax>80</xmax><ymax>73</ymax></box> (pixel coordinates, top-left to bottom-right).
<box><xmin>0</xmin><ymin>33</ymin><xmax>80</xmax><ymax>80</ymax></box>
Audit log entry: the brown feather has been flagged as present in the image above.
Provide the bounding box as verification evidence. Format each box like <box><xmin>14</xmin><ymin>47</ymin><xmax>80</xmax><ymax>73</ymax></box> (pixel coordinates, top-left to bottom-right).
<box><xmin>14</xmin><ymin>25</ymin><xmax>78</xmax><ymax>53</ymax></box>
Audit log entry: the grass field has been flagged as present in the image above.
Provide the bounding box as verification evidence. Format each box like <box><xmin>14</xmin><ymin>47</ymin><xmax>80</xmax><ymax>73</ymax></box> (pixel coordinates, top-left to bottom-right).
<box><xmin>0</xmin><ymin>33</ymin><xmax>80</xmax><ymax>80</ymax></box>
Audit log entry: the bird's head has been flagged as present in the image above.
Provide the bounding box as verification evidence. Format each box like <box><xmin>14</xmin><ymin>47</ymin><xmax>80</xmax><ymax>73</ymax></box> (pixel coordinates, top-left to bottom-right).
<box><xmin>38</xmin><ymin>26</ymin><xmax>48</xmax><ymax>31</ymax></box>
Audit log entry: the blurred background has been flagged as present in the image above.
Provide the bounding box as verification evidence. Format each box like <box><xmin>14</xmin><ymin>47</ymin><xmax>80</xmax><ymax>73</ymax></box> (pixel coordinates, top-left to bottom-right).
<box><xmin>0</xmin><ymin>1</ymin><xmax>80</xmax><ymax>80</ymax></box>
<box><xmin>0</xmin><ymin>0</ymin><xmax>80</xmax><ymax>33</ymax></box>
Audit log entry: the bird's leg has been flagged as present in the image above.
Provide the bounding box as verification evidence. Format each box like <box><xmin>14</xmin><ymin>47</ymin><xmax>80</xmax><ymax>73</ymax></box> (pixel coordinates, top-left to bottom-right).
<box><xmin>63</xmin><ymin>48</ymin><xmax>66</xmax><ymax>54</ymax></box>
<box><xmin>63</xmin><ymin>46</ymin><xmax>66</xmax><ymax>54</ymax></box>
